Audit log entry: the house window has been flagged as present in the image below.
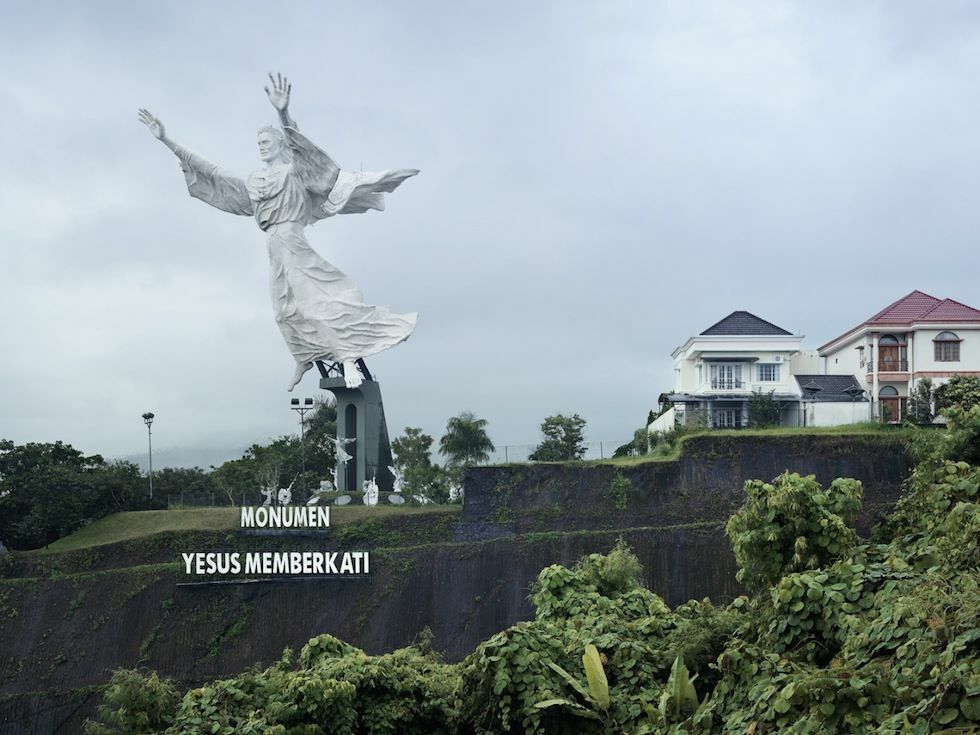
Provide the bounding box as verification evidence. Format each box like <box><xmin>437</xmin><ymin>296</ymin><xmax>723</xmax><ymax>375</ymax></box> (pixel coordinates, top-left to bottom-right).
<box><xmin>712</xmin><ymin>409</ymin><xmax>741</xmax><ymax>428</ymax></box>
<box><xmin>757</xmin><ymin>363</ymin><xmax>780</xmax><ymax>382</ymax></box>
<box><xmin>710</xmin><ymin>364</ymin><xmax>743</xmax><ymax>390</ymax></box>
<box><xmin>934</xmin><ymin>331</ymin><xmax>961</xmax><ymax>362</ymax></box>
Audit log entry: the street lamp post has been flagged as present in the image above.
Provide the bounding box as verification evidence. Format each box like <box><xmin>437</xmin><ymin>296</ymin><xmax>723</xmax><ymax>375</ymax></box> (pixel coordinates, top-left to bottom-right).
<box><xmin>142</xmin><ymin>412</ymin><xmax>155</xmax><ymax>500</ymax></box>
<box><xmin>290</xmin><ymin>398</ymin><xmax>315</xmax><ymax>499</ymax></box>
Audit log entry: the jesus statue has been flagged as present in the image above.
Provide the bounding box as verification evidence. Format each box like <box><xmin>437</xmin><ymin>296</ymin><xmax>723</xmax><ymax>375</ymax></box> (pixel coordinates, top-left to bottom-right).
<box><xmin>139</xmin><ymin>73</ymin><xmax>418</xmax><ymax>390</ymax></box>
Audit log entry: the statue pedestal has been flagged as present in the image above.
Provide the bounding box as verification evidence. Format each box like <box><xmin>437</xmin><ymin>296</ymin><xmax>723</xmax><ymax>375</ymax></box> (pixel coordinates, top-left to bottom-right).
<box><xmin>319</xmin><ymin>376</ymin><xmax>394</xmax><ymax>494</ymax></box>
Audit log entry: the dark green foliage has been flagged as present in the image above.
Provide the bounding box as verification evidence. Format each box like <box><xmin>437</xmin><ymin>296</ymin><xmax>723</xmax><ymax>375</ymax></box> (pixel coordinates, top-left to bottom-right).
<box><xmin>935</xmin><ymin>374</ymin><xmax>980</xmax><ymax>412</ymax></box>
<box><xmin>392</xmin><ymin>427</ymin><xmax>450</xmax><ymax>502</ymax></box>
<box><xmin>609</xmin><ymin>473</ymin><xmax>632</xmax><ymax>510</ymax></box>
<box><xmin>530</xmin><ymin>413</ymin><xmax>588</xmax><ymax>462</ymax></box>
<box><xmin>0</xmin><ymin>440</ymin><xmax>155</xmax><ymax>549</ymax></box>
<box><xmin>906</xmin><ymin>377</ymin><xmax>935</xmax><ymax>425</ymax></box>
<box><xmin>439</xmin><ymin>411</ymin><xmax>495</xmax><ymax>467</ymax></box>
<box><xmin>85</xmin><ymin>669</ymin><xmax>179</xmax><ymax>734</ymax></box>
<box><xmin>747</xmin><ymin>389</ymin><xmax>782</xmax><ymax>428</ymax></box>
<box><xmin>87</xmin><ymin>412</ymin><xmax>980</xmax><ymax>735</ymax></box>
<box><xmin>86</xmin><ymin>637</ymin><xmax>457</xmax><ymax>735</ymax></box>
<box><xmin>209</xmin><ymin>399</ymin><xmax>337</xmax><ymax>503</ymax></box>
<box><xmin>726</xmin><ymin>472</ymin><xmax>862</xmax><ymax>591</ymax></box>
<box><xmin>613</xmin><ymin>428</ymin><xmax>651</xmax><ymax>458</ymax></box>
<box><xmin>150</xmin><ymin>467</ymin><xmax>216</xmax><ymax>500</ymax></box>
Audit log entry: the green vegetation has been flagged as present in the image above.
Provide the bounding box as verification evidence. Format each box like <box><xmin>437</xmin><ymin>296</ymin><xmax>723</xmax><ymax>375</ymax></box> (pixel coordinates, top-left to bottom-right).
<box><xmin>392</xmin><ymin>426</ymin><xmax>453</xmax><ymax>502</ymax></box>
<box><xmin>86</xmin><ymin>407</ymin><xmax>980</xmax><ymax>734</ymax></box>
<box><xmin>35</xmin><ymin>506</ymin><xmax>458</xmax><ymax>554</ymax></box>
<box><xmin>529</xmin><ymin>413</ymin><xmax>588</xmax><ymax>462</ymax></box>
<box><xmin>609</xmin><ymin>473</ymin><xmax>632</xmax><ymax>511</ymax></box>
<box><xmin>746</xmin><ymin>389</ymin><xmax>781</xmax><ymax>428</ymax></box>
<box><xmin>0</xmin><ymin>440</ymin><xmax>161</xmax><ymax>550</ymax></box>
<box><xmin>603</xmin><ymin>423</ymin><xmax>910</xmax><ymax>467</ymax></box>
<box><xmin>439</xmin><ymin>411</ymin><xmax>496</xmax><ymax>468</ymax></box>
<box><xmin>935</xmin><ymin>374</ymin><xmax>980</xmax><ymax>412</ymax></box>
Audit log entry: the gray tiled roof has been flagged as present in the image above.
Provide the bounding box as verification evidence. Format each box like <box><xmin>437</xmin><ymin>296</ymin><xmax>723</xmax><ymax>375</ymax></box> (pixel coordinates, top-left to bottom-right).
<box><xmin>700</xmin><ymin>311</ymin><xmax>793</xmax><ymax>336</ymax></box>
<box><xmin>795</xmin><ymin>375</ymin><xmax>868</xmax><ymax>402</ymax></box>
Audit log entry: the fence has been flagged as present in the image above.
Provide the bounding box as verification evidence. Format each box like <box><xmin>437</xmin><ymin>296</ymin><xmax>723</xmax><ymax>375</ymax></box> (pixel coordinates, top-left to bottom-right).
<box><xmin>483</xmin><ymin>440</ymin><xmax>635</xmax><ymax>464</ymax></box>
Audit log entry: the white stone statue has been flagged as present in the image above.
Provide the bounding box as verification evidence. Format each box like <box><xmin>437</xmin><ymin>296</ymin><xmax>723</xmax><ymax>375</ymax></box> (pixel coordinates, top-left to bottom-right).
<box><xmin>331</xmin><ymin>436</ymin><xmax>356</xmax><ymax>465</ymax></box>
<box><xmin>362</xmin><ymin>477</ymin><xmax>379</xmax><ymax>507</ymax></box>
<box><xmin>319</xmin><ymin>472</ymin><xmax>335</xmax><ymax>493</ymax></box>
<box><xmin>260</xmin><ymin>485</ymin><xmax>275</xmax><ymax>506</ymax></box>
<box><xmin>388</xmin><ymin>465</ymin><xmax>403</xmax><ymax>493</ymax></box>
<box><xmin>277</xmin><ymin>479</ymin><xmax>294</xmax><ymax>506</ymax></box>
<box><xmin>139</xmin><ymin>73</ymin><xmax>419</xmax><ymax>391</ymax></box>
<box><xmin>449</xmin><ymin>484</ymin><xmax>462</xmax><ymax>502</ymax></box>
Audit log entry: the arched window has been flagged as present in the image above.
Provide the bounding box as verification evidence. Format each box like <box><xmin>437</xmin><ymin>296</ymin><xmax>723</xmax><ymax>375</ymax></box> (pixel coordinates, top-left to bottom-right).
<box><xmin>934</xmin><ymin>331</ymin><xmax>961</xmax><ymax>362</ymax></box>
<box><xmin>879</xmin><ymin>335</ymin><xmax>899</xmax><ymax>345</ymax></box>
<box><xmin>879</xmin><ymin>386</ymin><xmax>899</xmax><ymax>397</ymax></box>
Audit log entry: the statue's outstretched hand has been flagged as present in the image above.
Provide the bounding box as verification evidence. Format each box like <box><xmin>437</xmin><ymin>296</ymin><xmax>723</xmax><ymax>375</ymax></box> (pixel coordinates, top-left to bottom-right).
<box><xmin>138</xmin><ymin>108</ymin><xmax>166</xmax><ymax>140</ymax></box>
<box><xmin>265</xmin><ymin>72</ymin><xmax>291</xmax><ymax>111</ymax></box>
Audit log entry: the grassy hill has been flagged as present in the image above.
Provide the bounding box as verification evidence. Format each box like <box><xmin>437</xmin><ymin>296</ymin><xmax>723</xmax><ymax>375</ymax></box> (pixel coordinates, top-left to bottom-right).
<box><xmin>36</xmin><ymin>505</ymin><xmax>459</xmax><ymax>554</ymax></box>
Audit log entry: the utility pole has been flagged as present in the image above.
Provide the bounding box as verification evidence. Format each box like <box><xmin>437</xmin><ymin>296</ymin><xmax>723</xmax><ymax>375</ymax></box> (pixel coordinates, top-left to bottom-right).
<box><xmin>290</xmin><ymin>398</ymin><xmax>315</xmax><ymax>498</ymax></box>
<box><xmin>142</xmin><ymin>412</ymin><xmax>155</xmax><ymax>500</ymax></box>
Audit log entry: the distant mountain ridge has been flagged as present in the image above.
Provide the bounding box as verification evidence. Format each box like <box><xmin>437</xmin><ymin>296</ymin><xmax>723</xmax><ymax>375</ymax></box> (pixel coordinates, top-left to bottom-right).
<box><xmin>116</xmin><ymin>446</ymin><xmax>247</xmax><ymax>472</ymax></box>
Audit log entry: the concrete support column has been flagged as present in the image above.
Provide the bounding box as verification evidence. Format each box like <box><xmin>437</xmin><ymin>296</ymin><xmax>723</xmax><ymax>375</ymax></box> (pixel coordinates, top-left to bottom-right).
<box><xmin>872</xmin><ymin>332</ymin><xmax>880</xmax><ymax>421</ymax></box>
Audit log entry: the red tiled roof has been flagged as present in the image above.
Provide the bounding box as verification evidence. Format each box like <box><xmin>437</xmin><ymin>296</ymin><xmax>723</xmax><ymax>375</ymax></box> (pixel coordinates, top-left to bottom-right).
<box><xmin>919</xmin><ymin>298</ymin><xmax>980</xmax><ymax>322</ymax></box>
<box><xmin>819</xmin><ymin>290</ymin><xmax>980</xmax><ymax>352</ymax></box>
<box><xmin>866</xmin><ymin>290</ymin><xmax>941</xmax><ymax>324</ymax></box>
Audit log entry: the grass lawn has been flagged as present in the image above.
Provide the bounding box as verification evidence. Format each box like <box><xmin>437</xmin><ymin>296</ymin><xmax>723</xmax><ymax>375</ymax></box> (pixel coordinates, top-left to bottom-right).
<box><xmin>596</xmin><ymin>423</ymin><xmax>915</xmax><ymax>467</ymax></box>
<box><xmin>35</xmin><ymin>505</ymin><xmax>459</xmax><ymax>554</ymax></box>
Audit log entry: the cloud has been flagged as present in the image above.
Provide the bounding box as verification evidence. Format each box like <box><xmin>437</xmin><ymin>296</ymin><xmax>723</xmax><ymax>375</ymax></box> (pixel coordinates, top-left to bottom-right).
<box><xmin>1</xmin><ymin>1</ymin><xmax>979</xmax><ymax>461</ymax></box>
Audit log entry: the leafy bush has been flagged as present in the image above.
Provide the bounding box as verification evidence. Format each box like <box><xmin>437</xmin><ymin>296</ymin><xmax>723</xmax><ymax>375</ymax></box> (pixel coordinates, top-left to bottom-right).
<box><xmin>725</xmin><ymin>472</ymin><xmax>862</xmax><ymax>591</ymax></box>
<box><xmin>88</xmin><ymin>414</ymin><xmax>980</xmax><ymax>735</ymax></box>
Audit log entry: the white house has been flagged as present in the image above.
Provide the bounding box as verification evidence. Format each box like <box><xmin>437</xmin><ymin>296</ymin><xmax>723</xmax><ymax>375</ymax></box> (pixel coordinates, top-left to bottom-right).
<box><xmin>652</xmin><ymin>311</ymin><xmax>868</xmax><ymax>431</ymax></box>
<box><xmin>819</xmin><ymin>291</ymin><xmax>980</xmax><ymax>422</ymax></box>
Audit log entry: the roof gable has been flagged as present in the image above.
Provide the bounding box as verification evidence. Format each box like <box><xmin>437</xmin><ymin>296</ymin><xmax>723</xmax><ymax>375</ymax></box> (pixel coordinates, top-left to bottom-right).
<box><xmin>919</xmin><ymin>298</ymin><xmax>980</xmax><ymax>322</ymax></box>
<box><xmin>794</xmin><ymin>374</ymin><xmax>867</xmax><ymax>401</ymax></box>
<box><xmin>866</xmin><ymin>290</ymin><xmax>941</xmax><ymax>325</ymax></box>
<box><xmin>700</xmin><ymin>311</ymin><xmax>792</xmax><ymax>336</ymax></box>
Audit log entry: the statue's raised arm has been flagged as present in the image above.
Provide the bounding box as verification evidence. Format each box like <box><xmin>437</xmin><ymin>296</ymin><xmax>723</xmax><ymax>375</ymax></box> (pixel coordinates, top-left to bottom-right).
<box><xmin>138</xmin><ymin>108</ymin><xmax>253</xmax><ymax>217</ymax></box>
<box><xmin>140</xmin><ymin>74</ymin><xmax>419</xmax><ymax>394</ymax></box>
<box><xmin>262</xmin><ymin>73</ymin><xmax>340</xmax><ymax>200</ymax></box>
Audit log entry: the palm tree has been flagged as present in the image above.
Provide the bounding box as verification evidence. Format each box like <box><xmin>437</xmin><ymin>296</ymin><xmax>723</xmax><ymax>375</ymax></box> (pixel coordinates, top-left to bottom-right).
<box><xmin>439</xmin><ymin>412</ymin><xmax>495</xmax><ymax>466</ymax></box>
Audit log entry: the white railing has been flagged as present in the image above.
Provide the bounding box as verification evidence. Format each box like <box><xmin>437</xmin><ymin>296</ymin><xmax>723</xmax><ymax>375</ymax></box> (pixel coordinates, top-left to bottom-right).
<box><xmin>692</xmin><ymin>380</ymin><xmax>783</xmax><ymax>394</ymax></box>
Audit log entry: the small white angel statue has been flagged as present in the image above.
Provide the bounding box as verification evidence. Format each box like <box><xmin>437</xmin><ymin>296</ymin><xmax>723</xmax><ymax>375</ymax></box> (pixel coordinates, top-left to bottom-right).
<box><xmin>388</xmin><ymin>465</ymin><xmax>404</xmax><ymax>493</ymax></box>
<box><xmin>362</xmin><ymin>477</ymin><xmax>379</xmax><ymax>507</ymax></box>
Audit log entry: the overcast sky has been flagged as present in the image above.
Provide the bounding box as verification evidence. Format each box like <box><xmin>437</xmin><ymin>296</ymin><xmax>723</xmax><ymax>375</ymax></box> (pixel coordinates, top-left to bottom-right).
<box><xmin>1</xmin><ymin>1</ymin><xmax>979</xmax><ymax>465</ymax></box>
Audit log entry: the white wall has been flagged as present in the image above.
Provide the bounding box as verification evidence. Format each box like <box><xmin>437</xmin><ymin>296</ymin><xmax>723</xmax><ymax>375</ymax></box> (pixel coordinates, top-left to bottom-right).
<box><xmin>648</xmin><ymin>407</ymin><xmax>676</xmax><ymax>435</ymax></box>
<box><xmin>806</xmin><ymin>402</ymin><xmax>872</xmax><ymax>427</ymax></box>
<box><xmin>911</xmin><ymin>327</ymin><xmax>980</xmax><ymax>375</ymax></box>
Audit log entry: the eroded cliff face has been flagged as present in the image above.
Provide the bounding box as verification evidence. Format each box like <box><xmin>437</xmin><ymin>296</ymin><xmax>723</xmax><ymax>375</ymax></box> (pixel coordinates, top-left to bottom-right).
<box><xmin>459</xmin><ymin>435</ymin><xmax>909</xmax><ymax>540</ymax></box>
<box><xmin>0</xmin><ymin>434</ymin><xmax>910</xmax><ymax>734</ymax></box>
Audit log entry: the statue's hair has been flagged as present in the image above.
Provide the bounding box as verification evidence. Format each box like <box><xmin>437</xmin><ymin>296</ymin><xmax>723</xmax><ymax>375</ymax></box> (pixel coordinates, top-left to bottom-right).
<box><xmin>257</xmin><ymin>125</ymin><xmax>293</xmax><ymax>162</ymax></box>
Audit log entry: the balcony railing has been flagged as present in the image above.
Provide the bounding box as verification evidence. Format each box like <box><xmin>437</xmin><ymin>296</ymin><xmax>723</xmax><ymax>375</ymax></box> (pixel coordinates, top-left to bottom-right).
<box><xmin>867</xmin><ymin>360</ymin><xmax>909</xmax><ymax>372</ymax></box>
<box><xmin>710</xmin><ymin>379</ymin><xmax>745</xmax><ymax>390</ymax></box>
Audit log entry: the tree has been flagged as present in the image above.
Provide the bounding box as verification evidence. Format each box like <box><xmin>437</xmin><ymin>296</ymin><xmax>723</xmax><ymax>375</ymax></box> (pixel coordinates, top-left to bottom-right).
<box><xmin>439</xmin><ymin>412</ymin><xmax>495</xmax><ymax>467</ymax></box>
<box><xmin>529</xmin><ymin>413</ymin><xmax>587</xmax><ymax>461</ymax></box>
<box><xmin>935</xmin><ymin>375</ymin><xmax>980</xmax><ymax>412</ymax></box>
<box><xmin>613</xmin><ymin>427</ymin><xmax>651</xmax><ymax>458</ymax></box>
<box><xmin>747</xmin><ymin>389</ymin><xmax>781</xmax><ymax>428</ymax></box>
<box><xmin>392</xmin><ymin>427</ymin><xmax>449</xmax><ymax>501</ymax></box>
<box><xmin>0</xmin><ymin>440</ymin><xmax>148</xmax><ymax>550</ymax></box>
<box><xmin>209</xmin><ymin>399</ymin><xmax>337</xmax><ymax>503</ymax></box>
<box><xmin>906</xmin><ymin>378</ymin><xmax>934</xmax><ymax>425</ymax></box>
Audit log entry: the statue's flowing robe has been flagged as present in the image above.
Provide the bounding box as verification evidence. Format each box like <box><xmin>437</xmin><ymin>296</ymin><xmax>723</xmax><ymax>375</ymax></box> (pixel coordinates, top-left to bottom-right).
<box><xmin>173</xmin><ymin>126</ymin><xmax>418</xmax><ymax>368</ymax></box>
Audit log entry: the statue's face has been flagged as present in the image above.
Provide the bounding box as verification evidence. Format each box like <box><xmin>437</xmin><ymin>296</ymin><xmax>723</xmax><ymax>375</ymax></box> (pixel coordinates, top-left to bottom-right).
<box><xmin>257</xmin><ymin>131</ymin><xmax>282</xmax><ymax>162</ymax></box>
